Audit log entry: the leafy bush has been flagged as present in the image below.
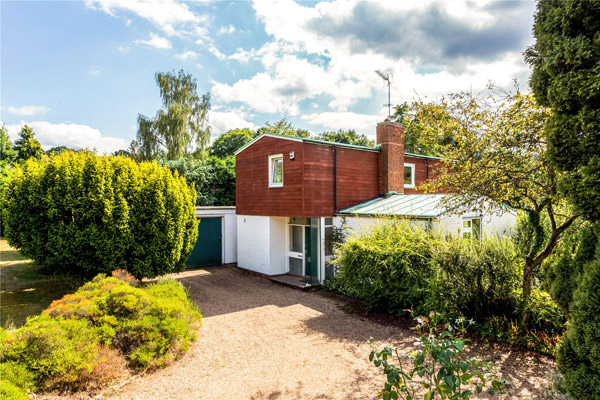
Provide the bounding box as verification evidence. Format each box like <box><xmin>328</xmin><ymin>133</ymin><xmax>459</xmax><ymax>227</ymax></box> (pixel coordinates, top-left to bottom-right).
<box><xmin>0</xmin><ymin>361</ymin><xmax>36</xmax><ymax>400</ymax></box>
<box><xmin>1</xmin><ymin>151</ymin><xmax>198</xmax><ymax>279</ymax></box>
<box><xmin>428</xmin><ymin>237</ymin><xmax>522</xmax><ymax>322</ymax></box>
<box><xmin>557</xmin><ymin>259</ymin><xmax>600</xmax><ymax>400</ymax></box>
<box><xmin>334</xmin><ymin>219</ymin><xmax>434</xmax><ymax>314</ymax></box>
<box><xmin>43</xmin><ymin>274</ymin><xmax>202</xmax><ymax>370</ymax></box>
<box><xmin>0</xmin><ymin>316</ymin><xmax>102</xmax><ymax>391</ymax></box>
<box><xmin>369</xmin><ymin>316</ymin><xmax>506</xmax><ymax>400</ymax></box>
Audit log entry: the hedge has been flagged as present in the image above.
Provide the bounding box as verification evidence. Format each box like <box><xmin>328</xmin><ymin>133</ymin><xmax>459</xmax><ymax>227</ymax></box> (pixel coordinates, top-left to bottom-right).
<box><xmin>1</xmin><ymin>152</ymin><xmax>198</xmax><ymax>279</ymax></box>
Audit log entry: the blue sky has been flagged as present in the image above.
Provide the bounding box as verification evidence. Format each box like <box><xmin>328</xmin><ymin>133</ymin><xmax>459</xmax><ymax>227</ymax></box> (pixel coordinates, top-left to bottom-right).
<box><xmin>1</xmin><ymin>0</ymin><xmax>536</xmax><ymax>153</ymax></box>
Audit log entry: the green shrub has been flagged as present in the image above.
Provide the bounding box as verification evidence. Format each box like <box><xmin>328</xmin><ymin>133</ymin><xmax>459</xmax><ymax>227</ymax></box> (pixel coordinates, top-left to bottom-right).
<box><xmin>1</xmin><ymin>152</ymin><xmax>198</xmax><ymax>279</ymax></box>
<box><xmin>334</xmin><ymin>218</ymin><xmax>434</xmax><ymax>314</ymax></box>
<box><xmin>43</xmin><ymin>274</ymin><xmax>202</xmax><ymax>370</ymax></box>
<box><xmin>545</xmin><ymin>222</ymin><xmax>599</xmax><ymax>316</ymax></box>
<box><xmin>0</xmin><ymin>316</ymin><xmax>101</xmax><ymax>391</ymax></box>
<box><xmin>557</xmin><ymin>259</ymin><xmax>600</xmax><ymax>400</ymax></box>
<box><xmin>428</xmin><ymin>236</ymin><xmax>522</xmax><ymax>322</ymax></box>
<box><xmin>0</xmin><ymin>361</ymin><xmax>36</xmax><ymax>400</ymax></box>
<box><xmin>521</xmin><ymin>288</ymin><xmax>566</xmax><ymax>336</ymax></box>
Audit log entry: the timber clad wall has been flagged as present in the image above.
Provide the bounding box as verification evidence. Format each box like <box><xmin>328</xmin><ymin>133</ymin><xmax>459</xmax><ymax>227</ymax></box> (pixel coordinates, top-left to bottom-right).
<box><xmin>404</xmin><ymin>156</ymin><xmax>444</xmax><ymax>195</ymax></box>
<box><xmin>235</xmin><ymin>126</ymin><xmax>443</xmax><ymax>217</ymax></box>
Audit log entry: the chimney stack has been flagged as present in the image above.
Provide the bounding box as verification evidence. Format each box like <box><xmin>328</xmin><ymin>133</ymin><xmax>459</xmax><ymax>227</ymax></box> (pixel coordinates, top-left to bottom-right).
<box><xmin>377</xmin><ymin>120</ymin><xmax>405</xmax><ymax>195</ymax></box>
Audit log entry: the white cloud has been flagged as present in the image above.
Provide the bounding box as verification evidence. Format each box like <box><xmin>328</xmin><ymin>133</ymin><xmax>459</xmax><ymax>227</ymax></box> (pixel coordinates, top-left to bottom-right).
<box><xmin>4</xmin><ymin>121</ymin><xmax>128</xmax><ymax>154</ymax></box>
<box><xmin>1</xmin><ymin>105</ymin><xmax>50</xmax><ymax>116</ymax></box>
<box><xmin>301</xmin><ymin>111</ymin><xmax>385</xmax><ymax>137</ymax></box>
<box><xmin>134</xmin><ymin>33</ymin><xmax>172</xmax><ymax>49</ymax></box>
<box><xmin>175</xmin><ymin>50</ymin><xmax>199</xmax><ymax>61</ymax></box>
<box><xmin>85</xmin><ymin>0</ymin><xmax>204</xmax><ymax>37</ymax></box>
<box><xmin>118</xmin><ymin>45</ymin><xmax>130</xmax><ymax>53</ymax></box>
<box><xmin>209</xmin><ymin>110</ymin><xmax>258</xmax><ymax>136</ymax></box>
<box><xmin>125</xmin><ymin>18</ymin><xmax>132</xmax><ymax>27</ymax></box>
<box><xmin>208</xmin><ymin>45</ymin><xmax>226</xmax><ymax>60</ymax></box>
<box><xmin>212</xmin><ymin>0</ymin><xmax>533</xmax><ymax>120</ymax></box>
<box><xmin>89</xmin><ymin>66</ymin><xmax>101</xmax><ymax>75</ymax></box>
<box><xmin>218</xmin><ymin>24</ymin><xmax>235</xmax><ymax>35</ymax></box>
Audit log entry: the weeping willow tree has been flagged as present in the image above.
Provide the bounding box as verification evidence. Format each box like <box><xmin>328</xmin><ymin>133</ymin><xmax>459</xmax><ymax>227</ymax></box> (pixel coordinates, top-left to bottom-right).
<box><xmin>133</xmin><ymin>70</ymin><xmax>211</xmax><ymax>161</ymax></box>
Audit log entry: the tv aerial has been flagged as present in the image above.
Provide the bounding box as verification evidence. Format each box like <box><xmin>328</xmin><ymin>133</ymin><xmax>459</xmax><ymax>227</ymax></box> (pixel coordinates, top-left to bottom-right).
<box><xmin>375</xmin><ymin>69</ymin><xmax>393</xmax><ymax>117</ymax></box>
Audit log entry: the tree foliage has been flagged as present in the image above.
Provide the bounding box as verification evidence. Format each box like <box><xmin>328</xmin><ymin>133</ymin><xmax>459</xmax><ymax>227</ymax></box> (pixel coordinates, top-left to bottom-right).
<box><xmin>209</xmin><ymin>128</ymin><xmax>256</xmax><ymax>158</ymax></box>
<box><xmin>133</xmin><ymin>70</ymin><xmax>211</xmax><ymax>161</ymax></box>
<box><xmin>14</xmin><ymin>125</ymin><xmax>44</xmax><ymax>162</ymax></box>
<box><xmin>421</xmin><ymin>89</ymin><xmax>579</xmax><ymax>311</ymax></box>
<box><xmin>393</xmin><ymin>101</ymin><xmax>456</xmax><ymax>157</ymax></box>
<box><xmin>257</xmin><ymin>118</ymin><xmax>310</xmax><ymax>138</ymax></box>
<box><xmin>525</xmin><ymin>0</ymin><xmax>600</xmax><ymax>222</ymax></box>
<box><xmin>1</xmin><ymin>151</ymin><xmax>198</xmax><ymax>279</ymax></box>
<box><xmin>160</xmin><ymin>155</ymin><xmax>236</xmax><ymax>206</ymax></box>
<box><xmin>315</xmin><ymin>129</ymin><xmax>374</xmax><ymax>147</ymax></box>
<box><xmin>0</xmin><ymin>125</ymin><xmax>17</xmax><ymax>163</ymax></box>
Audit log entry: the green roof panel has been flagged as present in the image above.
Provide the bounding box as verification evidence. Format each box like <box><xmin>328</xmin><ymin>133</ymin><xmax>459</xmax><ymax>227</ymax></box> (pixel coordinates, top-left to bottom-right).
<box><xmin>337</xmin><ymin>194</ymin><xmax>448</xmax><ymax>218</ymax></box>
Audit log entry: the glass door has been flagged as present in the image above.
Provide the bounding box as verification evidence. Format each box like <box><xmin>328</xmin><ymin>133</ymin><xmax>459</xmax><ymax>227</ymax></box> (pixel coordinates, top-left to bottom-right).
<box><xmin>288</xmin><ymin>224</ymin><xmax>305</xmax><ymax>276</ymax></box>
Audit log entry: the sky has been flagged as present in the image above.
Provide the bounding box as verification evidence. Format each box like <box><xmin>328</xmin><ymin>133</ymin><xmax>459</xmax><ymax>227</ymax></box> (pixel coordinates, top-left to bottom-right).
<box><xmin>0</xmin><ymin>0</ymin><xmax>537</xmax><ymax>153</ymax></box>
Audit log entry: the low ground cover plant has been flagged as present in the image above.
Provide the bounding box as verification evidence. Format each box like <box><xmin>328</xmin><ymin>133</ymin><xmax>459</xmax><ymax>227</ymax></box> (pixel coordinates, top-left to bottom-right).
<box><xmin>0</xmin><ymin>270</ymin><xmax>202</xmax><ymax>397</ymax></box>
<box><xmin>327</xmin><ymin>218</ymin><xmax>566</xmax><ymax>354</ymax></box>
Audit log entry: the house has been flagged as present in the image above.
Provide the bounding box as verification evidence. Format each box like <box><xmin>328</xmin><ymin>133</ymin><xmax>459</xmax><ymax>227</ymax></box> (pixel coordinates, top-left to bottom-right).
<box><xmin>231</xmin><ymin>120</ymin><xmax>515</xmax><ymax>284</ymax></box>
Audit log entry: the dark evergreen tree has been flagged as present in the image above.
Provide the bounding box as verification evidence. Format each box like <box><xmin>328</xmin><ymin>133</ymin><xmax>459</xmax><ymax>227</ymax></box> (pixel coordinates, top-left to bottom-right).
<box><xmin>525</xmin><ymin>0</ymin><xmax>600</xmax><ymax>222</ymax></box>
<box><xmin>14</xmin><ymin>125</ymin><xmax>44</xmax><ymax>162</ymax></box>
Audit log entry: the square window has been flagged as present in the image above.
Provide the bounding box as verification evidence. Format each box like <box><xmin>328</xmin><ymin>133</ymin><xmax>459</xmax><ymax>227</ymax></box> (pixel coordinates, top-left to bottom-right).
<box><xmin>268</xmin><ymin>154</ymin><xmax>283</xmax><ymax>187</ymax></box>
<box><xmin>463</xmin><ymin>220</ymin><xmax>472</xmax><ymax>228</ymax></box>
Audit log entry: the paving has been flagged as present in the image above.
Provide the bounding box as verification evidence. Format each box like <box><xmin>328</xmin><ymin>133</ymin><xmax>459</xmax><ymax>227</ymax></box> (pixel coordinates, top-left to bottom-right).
<box><xmin>104</xmin><ymin>265</ymin><xmax>555</xmax><ymax>400</ymax></box>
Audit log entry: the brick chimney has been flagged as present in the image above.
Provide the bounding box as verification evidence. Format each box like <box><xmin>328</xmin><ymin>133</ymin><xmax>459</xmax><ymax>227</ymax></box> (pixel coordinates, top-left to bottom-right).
<box><xmin>377</xmin><ymin>120</ymin><xmax>405</xmax><ymax>195</ymax></box>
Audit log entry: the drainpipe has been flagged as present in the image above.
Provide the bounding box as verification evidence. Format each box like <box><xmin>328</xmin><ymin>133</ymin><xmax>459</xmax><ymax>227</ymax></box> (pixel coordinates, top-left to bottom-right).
<box><xmin>333</xmin><ymin>145</ymin><xmax>338</xmax><ymax>212</ymax></box>
<box><xmin>426</xmin><ymin>158</ymin><xmax>430</xmax><ymax>180</ymax></box>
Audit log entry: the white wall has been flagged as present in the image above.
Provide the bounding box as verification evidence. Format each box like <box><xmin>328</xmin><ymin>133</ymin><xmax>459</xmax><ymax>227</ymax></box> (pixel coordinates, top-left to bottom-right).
<box><xmin>334</xmin><ymin>215</ymin><xmax>430</xmax><ymax>238</ymax></box>
<box><xmin>196</xmin><ymin>207</ymin><xmax>237</xmax><ymax>264</ymax></box>
<box><xmin>269</xmin><ymin>217</ymin><xmax>288</xmax><ymax>275</ymax></box>
<box><xmin>237</xmin><ymin>215</ymin><xmax>271</xmax><ymax>274</ymax></box>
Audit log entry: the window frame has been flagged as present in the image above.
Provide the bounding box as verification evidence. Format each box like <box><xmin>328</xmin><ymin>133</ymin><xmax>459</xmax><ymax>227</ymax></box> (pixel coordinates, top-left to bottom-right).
<box><xmin>268</xmin><ymin>153</ymin><xmax>284</xmax><ymax>188</ymax></box>
<box><xmin>462</xmin><ymin>217</ymin><xmax>482</xmax><ymax>240</ymax></box>
<box><xmin>404</xmin><ymin>162</ymin><xmax>416</xmax><ymax>189</ymax></box>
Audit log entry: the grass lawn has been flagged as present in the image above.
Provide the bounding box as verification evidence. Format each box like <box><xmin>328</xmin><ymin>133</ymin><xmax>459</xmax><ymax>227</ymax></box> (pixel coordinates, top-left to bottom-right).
<box><xmin>0</xmin><ymin>238</ymin><xmax>80</xmax><ymax>327</ymax></box>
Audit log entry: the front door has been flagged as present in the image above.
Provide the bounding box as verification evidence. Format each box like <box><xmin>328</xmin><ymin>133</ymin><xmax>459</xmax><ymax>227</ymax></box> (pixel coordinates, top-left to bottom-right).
<box><xmin>288</xmin><ymin>224</ymin><xmax>304</xmax><ymax>276</ymax></box>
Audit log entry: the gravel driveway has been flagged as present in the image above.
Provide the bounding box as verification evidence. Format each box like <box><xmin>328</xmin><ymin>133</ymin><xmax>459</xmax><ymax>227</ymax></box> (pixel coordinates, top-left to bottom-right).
<box><xmin>105</xmin><ymin>266</ymin><xmax>554</xmax><ymax>400</ymax></box>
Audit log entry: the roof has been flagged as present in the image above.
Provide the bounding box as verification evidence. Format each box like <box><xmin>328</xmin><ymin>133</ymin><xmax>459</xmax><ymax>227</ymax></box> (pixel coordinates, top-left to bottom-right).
<box><xmin>337</xmin><ymin>194</ymin><xmax>448</xmax><ymax>218</ymax></box>
<box><xmin>234</xmin><ymin>133</ymin><xmax>441</xmax><ymax>160</ymax></box>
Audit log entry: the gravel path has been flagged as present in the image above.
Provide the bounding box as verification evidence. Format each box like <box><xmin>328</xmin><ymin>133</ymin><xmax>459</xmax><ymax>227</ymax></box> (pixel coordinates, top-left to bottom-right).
<box><xmin>104</xmin><ymin>266</ymin><xmax>555</xmax><ymax>400</ymax></box>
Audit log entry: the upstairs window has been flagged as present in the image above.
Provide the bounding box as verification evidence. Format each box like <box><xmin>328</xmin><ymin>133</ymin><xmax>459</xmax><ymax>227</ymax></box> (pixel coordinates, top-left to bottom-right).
<box><xmin>404</xmin><ymin>163</ymin><xmax>415</xmax><ymax>188</ymax></box>
<box><xmin>268</xmin><ymin>154</ymin><xmax>283</xmax><ymax>188</ymax></box>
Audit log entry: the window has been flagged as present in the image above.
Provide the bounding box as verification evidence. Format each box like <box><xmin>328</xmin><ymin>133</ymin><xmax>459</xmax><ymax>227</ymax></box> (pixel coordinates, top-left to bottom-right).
<box><xmin>462</xmin><ymin>218</ymin><xmax>482</xmax><ymax>240</ymax></box>
<box><xmin>404</xmin><ymin>163</ymin><xmax>415</xmax><ymax>188</ymax></box>
<box><xmin>268</xmin><ymin>154</ymin><xmax>283</xmax><ymax>187</ymax></box>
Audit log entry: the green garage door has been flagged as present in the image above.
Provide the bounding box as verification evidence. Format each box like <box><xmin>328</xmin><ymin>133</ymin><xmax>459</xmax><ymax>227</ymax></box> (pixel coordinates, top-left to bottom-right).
<box><xmin>186</xmin><ymin>217</ymin><xmax>222</xmax><ymax>268</ymax></box>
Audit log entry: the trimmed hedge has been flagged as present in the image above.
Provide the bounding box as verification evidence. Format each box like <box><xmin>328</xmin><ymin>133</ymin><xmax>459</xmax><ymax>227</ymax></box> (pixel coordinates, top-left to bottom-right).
<box><xmin>1</xmin><ymin>152</ymin><xmax>198</xmax><ymax>279</ymax></box>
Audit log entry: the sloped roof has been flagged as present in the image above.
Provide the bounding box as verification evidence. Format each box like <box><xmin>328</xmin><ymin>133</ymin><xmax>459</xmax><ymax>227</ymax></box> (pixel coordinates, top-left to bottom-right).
<box><xmin>337</xmin><ymin>194</ymin><xmax>448</xmax><ymax>218</ymax></box>
<box><xmin>234</xmin><ymin>133</ymin><xmax>442</xmax><ymax>160</ymax></box>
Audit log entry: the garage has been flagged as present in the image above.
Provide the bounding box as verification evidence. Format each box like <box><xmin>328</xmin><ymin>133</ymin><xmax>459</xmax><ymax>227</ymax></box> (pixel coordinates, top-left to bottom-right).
<box><xmin>185</xmin><ymin>206</ymin><xmax>237</xmax><ymax>269</ymax></box>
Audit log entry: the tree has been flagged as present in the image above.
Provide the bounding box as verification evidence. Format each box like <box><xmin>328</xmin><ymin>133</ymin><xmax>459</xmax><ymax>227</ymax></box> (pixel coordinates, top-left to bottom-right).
<box><xmin>257</xmin><ymin>119</ymin><xmax>309</xmax><ymax>138</ymax></box>
<box><xmin>525</xmin><ymin>0</ymin><xmax>600</xmax><ymax>222</ymax></box>
<box><xmin>1</xmin><ymin>151</ymin><xmax>198</xmax><ymax>278</ymax></box>
<box><xmin>14</xmin><ymin>125</ymin><xmax>44</xmax><ymax>162</ymax></box>
<box><xmin>315</xmin><ymin>129</ymin><xmax>374</xmax><ymax>147</ymax></box>
<box><xmin>393</xmin><ymin>101</ymin><xmax>456</xmax><ymax>157</ymax></box>
<box><xmin>209</xmin><ymin>128</ymin><xmax>256</xmax><ymax>158</ymax></box>
<box><xmin>421</xmin><ymin>89</ymin><xmax>579</xmax><ymax>314</ymax></box>
<box><xmin>133</xmin><ymin>70</ymin><xmax>211</xmax><ymax>161</ymax></box>
<box><xmin>0</xmin><ymin>125</ymin><xmax>16</xmax><ymax>163</ymax></box>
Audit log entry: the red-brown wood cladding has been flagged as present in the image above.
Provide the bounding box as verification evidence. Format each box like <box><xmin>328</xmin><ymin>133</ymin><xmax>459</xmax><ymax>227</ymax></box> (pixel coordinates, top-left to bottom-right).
<box><xmin>235</xmin><ymin>136</ymin><xmax>444</xmax><ymax>217</ymax></box>
<box><xmin>404</xmin><ymin>156</ymin><xmax>444</xmax><ymax>194</ymax></box>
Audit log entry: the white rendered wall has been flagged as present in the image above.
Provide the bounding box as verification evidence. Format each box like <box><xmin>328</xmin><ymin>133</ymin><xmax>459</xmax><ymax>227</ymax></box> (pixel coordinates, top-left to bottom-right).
<box><xmin>237</xmin><ymin>215</ymin><xmax>271</xmax><ymax>274</ymax></box>
<box><xmin>269</xmin><ymin>217</ymin><xmax>288</xmax><ymax>275</ymax></box>
<box><xmin>195</xmin><ymin>207</ymin><xmax>237</xmax><ymax>264</ymax></box>
<box><xmin>334</xmin><ymin>215</ymin><xmax>430</xmax><ymax>239</ymax></box>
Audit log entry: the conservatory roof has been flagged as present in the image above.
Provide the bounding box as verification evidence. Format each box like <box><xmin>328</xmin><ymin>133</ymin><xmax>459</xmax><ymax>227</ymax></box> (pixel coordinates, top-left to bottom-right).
<box><xmin>337</xmin><ymin>194</ymin><xmax>449</xmax><ymax>218</ymax></box>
